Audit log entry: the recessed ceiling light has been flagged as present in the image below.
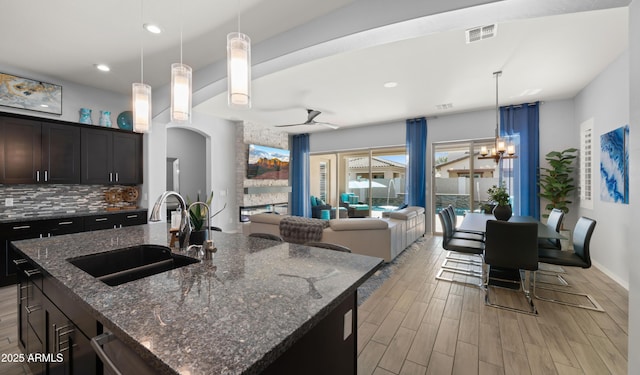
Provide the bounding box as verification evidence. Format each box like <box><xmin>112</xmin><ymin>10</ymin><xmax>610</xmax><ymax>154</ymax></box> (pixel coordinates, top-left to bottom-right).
<box><xmin>95</xmin><ymin>64</ymin><xmax>110</xmax><ymax>72</ymax></box>
<box><xmin>383</xmin><ymin>81</ymin><xmax>398</xmax><ymax>88</ymax></box>
<box><xmin>143</xmin><ymin>23</ymin><xmax>162</xmax><ymax>34</ymax></box>
<box><xmin>40</xmin><ymin>104</ymin><xmax>49</xmax><ymax>108</ymax></box>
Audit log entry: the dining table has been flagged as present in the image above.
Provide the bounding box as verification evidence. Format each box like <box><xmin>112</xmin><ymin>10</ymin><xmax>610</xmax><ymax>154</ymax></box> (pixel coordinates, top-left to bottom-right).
<box><xmin>459</xmin><ymin>213</ymin><xmax>566</xmax><ymax>240</ymax></box>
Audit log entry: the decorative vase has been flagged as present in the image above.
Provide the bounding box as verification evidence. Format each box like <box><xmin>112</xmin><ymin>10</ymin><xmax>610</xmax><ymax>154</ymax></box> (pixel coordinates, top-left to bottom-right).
<box><xmin>189</xmin><ymin>230</ymin><xmax>208</xmax><ymax>245</ymax></box>
<box><xmin>79</xmin><ymin>108</ymin><xmax>92</xmax><ymax>124</ymax></box>
<box><xmin>99</xmin><ymin>111</ymin><xmax>112</xmax><ymax>127</ymax></box>
<box><xmin>493</xmin><ymin>204</ymin><xmax>512</xmax><ymax>221</ymax></box>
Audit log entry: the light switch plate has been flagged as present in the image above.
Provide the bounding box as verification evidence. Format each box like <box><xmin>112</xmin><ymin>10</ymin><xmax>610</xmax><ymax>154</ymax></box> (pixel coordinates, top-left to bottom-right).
<box><xmin>343</xmin><ymin>309</ymin><xmax>353</xmax><ymax>340</ymax></box>
<box><xmin>5</xmin><ymin>198</ymin><xmax>13</xmax><ymax>207</ymax></box>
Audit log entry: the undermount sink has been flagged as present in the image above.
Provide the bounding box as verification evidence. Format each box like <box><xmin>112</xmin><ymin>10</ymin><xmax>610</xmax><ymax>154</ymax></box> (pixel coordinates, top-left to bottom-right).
<box><xmin>68</xmin><ymin>244</ymin><xmax>200</xmax><ymax>286</ymax></box>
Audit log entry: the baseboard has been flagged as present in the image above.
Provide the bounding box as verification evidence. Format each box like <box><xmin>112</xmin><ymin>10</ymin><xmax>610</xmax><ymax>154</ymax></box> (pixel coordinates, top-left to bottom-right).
<box><xmin>591</xmin><ymin>260</ymin><xmax>629</xmax><ymax>291</ymax></box>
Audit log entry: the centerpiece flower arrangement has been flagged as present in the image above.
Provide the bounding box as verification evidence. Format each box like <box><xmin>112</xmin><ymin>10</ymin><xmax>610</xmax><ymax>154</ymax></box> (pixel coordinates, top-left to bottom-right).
<box><xmin>487</xmin><ymin>183</ymin><xmax>511</xmax><ymax>221</ymax></box>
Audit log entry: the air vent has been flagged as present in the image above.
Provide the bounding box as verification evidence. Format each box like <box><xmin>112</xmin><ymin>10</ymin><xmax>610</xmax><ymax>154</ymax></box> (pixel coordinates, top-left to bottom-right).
<box><xmin>436</xmin><ymin>103</ymin><xmax>453</xmax><ymax>110</ymax></box>
<box><xmin>466</xmin><ymin>24</ymin><xmax>497</xmax><ymax>43</ymax></box>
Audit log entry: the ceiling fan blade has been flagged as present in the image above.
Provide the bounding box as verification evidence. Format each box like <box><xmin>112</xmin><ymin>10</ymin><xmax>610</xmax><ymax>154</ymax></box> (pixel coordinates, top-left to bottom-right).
<box><xmin>306</xmin><ymin>109</ymin><xmax>322</xmax><ymax>123</ymax></box>
<box><xmin>275</xmin><ymin>123</ymin><xmax>305</xmax><ymax>127</ymax></box>
<box><xmin>316</xmin><ymin>122</ymin><xmax>340</xmax><ymax>130</ymax></box>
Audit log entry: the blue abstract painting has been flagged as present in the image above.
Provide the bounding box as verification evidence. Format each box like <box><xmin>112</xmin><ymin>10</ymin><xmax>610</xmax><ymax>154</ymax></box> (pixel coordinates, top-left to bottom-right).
<box><xmin>600</xmin><ymin>125</ymin><xmax>629</xmax><ymax>204</ymax></box>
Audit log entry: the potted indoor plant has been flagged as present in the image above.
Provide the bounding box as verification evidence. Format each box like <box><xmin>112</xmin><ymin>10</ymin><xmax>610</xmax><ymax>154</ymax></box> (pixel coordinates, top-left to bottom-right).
<box><xmin>487</xmin><ymin>183</ymin><xmax>511</xmax><ymax>221</ymax></box>
<box><xmin>186</xmin><ymin>191</ymin><xmax>214</xmax><ymax>245</ymax></box>
<box><xmin>538</xmin><ymin>148</ymin><xmax>578</xmax><ymax>219</ymax></box>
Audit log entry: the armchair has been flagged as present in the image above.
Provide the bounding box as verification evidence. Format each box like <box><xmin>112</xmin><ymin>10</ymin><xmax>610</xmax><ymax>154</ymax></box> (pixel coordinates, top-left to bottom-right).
<box><xmin>310</xmin><ymin>195</ymin><xmax>331</xmax><ymax>219</ymax></box>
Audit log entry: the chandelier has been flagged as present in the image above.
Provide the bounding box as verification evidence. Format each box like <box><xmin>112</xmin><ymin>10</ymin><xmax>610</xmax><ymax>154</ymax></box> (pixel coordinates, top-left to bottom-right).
<box><xmin>479</xmin><ymin>71</ymin><xmax>516</xmax><ymax>162</ymax></box>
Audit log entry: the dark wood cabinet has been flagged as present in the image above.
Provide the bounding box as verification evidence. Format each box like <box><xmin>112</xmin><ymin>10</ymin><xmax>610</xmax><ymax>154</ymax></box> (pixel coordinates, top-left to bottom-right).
<box><xmin>81</xmin><ymin>128</ymin><xmax>142</xmax><ymax>185</ymax></box>
<box><xmin>0</xmin><ymin>116</ymin><xmax>80</xmax><ymax>184</ymax></box>
<box><xmin>15</xmin><ymin>256</ymin><xmax>98</xmax><ymax>375</ymax></box>
<box><xmin>1</xmin><ymin>211</ymin><xmax>147</xmax><ymax>286</ymax></box>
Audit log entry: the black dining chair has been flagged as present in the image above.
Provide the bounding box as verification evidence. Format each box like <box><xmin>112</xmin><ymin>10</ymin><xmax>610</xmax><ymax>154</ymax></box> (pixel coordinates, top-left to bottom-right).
<box><xmin>248</xmin><ymin>232</ymin><xmax>284</xmax><ymax>242</ymax></box>
<box><xmin>533</xmin><ymin>216</ymin><xmax>604</xmax><ymax>312</ymax></box>
<box><xmin>484</xmin><ymin>220</ymin><xmax>539</xmax><ymax>315</ymax></box>
<box><xmin>444</xmin><ymin>206</ymin><xmax>484</xmax><ymax>242</ymax></box>
<box><xmin>435</xmin><ymin>211</ymin><xmax>485</xmax><ymax>287</ymax></box>
<box><xmin>539</xmin><ymin>208</ymin><xmax>564</xmax><ymax>250</ymax></box>
<box><xmin>305</xmin><ymin>242</ymin><xmax>352</xmax><ymax>253</ymax></box>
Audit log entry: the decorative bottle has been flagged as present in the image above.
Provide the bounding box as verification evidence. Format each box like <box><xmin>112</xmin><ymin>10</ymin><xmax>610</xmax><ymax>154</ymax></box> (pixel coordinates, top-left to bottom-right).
<box><xmin>79</xmin><ymin>108</ymin><xmax>92</xmax><ymax>124</ymax></box>
<box><xmin>99</xmin><ymin>111</ymin><xmax>112</xmax><ymax>127</ymax></box>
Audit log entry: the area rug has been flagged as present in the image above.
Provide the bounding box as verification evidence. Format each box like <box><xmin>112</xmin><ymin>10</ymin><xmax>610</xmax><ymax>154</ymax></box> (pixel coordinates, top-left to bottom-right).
<box><xmin>357</xmin><ymin>236</ymin><xmax>427</xmax><ymax>305</ymax></box>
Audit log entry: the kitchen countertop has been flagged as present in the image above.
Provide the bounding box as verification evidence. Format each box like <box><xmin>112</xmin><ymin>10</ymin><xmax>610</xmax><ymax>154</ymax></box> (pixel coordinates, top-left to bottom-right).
<box><xmin>11</xmin><ymin>222</ymin><xmax>383</xmax><ymax>374</ymax></box>
<box><xmin>0</xmin><ymin>208</ymin><xmax>148</xmax><ymax>224</ymax></box>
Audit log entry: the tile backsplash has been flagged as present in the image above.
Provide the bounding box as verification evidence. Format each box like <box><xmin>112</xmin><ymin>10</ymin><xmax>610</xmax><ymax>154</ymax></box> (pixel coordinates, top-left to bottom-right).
<box><xmin>0</xmin><ymin>184</ymin><xmax>139</xmax><ymax>219</ymax></box>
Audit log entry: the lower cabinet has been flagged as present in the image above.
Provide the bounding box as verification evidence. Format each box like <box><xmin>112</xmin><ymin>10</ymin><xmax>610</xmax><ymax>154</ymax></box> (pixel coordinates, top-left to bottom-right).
<box><xmin>16</xmin><ymin>256</ymin><xmax>98</xmax><ymax>375</ymax></box>
<box><xmin>46</xmin><ymin>298</ymin><xmax>96</xmax><ymax>375</ymax></box>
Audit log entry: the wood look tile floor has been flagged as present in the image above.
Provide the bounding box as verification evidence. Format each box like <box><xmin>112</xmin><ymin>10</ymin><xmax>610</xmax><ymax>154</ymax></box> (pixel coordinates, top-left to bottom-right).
<box><xmin>357</xmin><ymin>235</ymin><xmax>628</xmax><ymax>375</ymax></box>
<box><xmin>0</xmin><ymin>234</ymin><xmax>629</xmax><ymax>375</ymax></box>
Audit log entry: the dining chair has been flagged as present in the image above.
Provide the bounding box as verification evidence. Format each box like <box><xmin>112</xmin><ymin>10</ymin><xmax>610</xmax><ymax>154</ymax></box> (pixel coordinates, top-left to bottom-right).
<box><xmin>248</xmin><ymin>232</ymin><xmax>284</xmax><ymax>242</ymax></box>
<box><xmin>435</xmin><ymin>211</ymin><xmax>485</xmax><ymax>287</ymax></box>
<box><xmin>539</xmin><ymin>208</ymin><xmax>564</xmax><ymax>250</ymax></box>
<box><xmin>444</xmin><ymin>206</ymin><xmax>484</xmax><ymax>242</ymax></box>
<box><xmin>484</xmin><ymin>220</ymin><xmax>539</xmax><ymax>315</ymax></box>
<box><xmin>533</xmin><ymin>217</ymin><xmax>604</xmax><ymax>312</ymax></box>
<box><xmin>305</xmin><ymin>242</ymin><xmax>352</xmax><ymax>253</ymax></box>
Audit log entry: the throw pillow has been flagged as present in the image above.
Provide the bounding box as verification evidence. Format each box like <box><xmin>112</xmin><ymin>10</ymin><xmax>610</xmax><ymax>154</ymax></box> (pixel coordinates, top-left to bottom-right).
<box><xmin>310</xmin><ymin>196</ymin><xmax>317</xmax><ymax>207</ymax></box>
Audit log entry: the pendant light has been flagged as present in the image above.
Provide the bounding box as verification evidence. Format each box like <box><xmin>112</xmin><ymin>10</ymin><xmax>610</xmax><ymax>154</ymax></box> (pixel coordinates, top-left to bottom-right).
<box><xmin>171</xmin><ymin>0</ymin><xmax>192</xmax><ymax>123</ymax></box>
<box><xmin>133</xmin><ymin>0</ymin><xmax>151</xmax><ymax>133</ymax></box>
<box><xmin>479</xmin><ymin>71</ymin><xmax>516</xmax><ymax>162</ymax></box>
<box><xmin>227</xmin><ymin>4</ymin><xmax>251</xmax><ymax>109</ymax></box>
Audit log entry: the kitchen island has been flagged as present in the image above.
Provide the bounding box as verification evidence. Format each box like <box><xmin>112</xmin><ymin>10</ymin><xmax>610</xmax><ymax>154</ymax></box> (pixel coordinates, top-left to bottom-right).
<box><xmin>11</xmin><ymin>222</ymin><xmax>382</xmax><ymax>374</ymax></box>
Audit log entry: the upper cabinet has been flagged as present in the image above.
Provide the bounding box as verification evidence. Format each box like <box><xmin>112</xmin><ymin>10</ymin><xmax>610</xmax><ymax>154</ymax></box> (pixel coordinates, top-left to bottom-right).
<box><xmin>0</xmin><ymin>116</ymin><xmax>80</xmax><ymax>184</ymax></box>
<box><xmin>81</xmin><ymin>127</ymin><xmax>142</xmax><ymax>185</ymax></box>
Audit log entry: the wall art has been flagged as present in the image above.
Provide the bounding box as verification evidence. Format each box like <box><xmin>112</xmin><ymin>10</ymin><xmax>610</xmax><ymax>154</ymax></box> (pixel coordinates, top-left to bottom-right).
<box><xmin>600</xmin><ymin>124</ymin><xmax>629</xmax><ymax>204</ymax></box>
<box><xmin>0</xmin><ymin>72</ymin><xmax>62</xmax><ymax>114</ymax></box>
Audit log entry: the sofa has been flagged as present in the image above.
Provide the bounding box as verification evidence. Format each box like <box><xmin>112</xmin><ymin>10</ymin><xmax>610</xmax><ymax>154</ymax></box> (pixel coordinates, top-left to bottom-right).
<box><xmin>310</xmin><ymin>195</ymin><xmax>347</xmax><ymax>219</ymax></box>
<box><xmin>248</xmin><ymin>206</ymin><xmax>425</xmax><ymax>262</ymax></box>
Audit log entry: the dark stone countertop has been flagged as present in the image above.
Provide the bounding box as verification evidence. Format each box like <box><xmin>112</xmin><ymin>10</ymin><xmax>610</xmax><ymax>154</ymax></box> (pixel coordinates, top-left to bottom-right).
<box><xmin>0</xmin><ymin>208</ymin><xmax>148</xmax><ymax>224</ymax></box>
<box><xmin>11</xmin><ymin>223</ymin><xmax>382</xmax><ymax>374</ymax></box>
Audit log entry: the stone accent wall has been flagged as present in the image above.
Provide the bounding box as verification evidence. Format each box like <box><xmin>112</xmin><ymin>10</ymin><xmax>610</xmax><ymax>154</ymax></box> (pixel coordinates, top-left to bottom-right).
<box><xmin>0</xmin><ymin>184</ymin><xmax>138</xmax><ymax>220</ymax></box>
<box><xmin>235</xmin><ymin>122</ymin><xmax>290</xmax><ymax>230</ymax></box>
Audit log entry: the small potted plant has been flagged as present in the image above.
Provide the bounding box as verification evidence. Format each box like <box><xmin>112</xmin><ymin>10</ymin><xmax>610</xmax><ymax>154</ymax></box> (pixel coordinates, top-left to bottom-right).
<box><xmin>487</xmin><ymin>183</ymin><xmax>511</xmax><ymax>221</ymax></box>
<box><xmin>186</xmin><ymin>191</ymin><xmax>214</xmax><ymax>245</ymax></box>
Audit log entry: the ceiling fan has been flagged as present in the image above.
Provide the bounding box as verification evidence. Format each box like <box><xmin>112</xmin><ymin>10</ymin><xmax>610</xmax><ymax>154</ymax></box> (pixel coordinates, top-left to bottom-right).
<box><xmin>275</xmin><ymin>109</ymin><xmax>339</xmax><ymax>129</ymax></box>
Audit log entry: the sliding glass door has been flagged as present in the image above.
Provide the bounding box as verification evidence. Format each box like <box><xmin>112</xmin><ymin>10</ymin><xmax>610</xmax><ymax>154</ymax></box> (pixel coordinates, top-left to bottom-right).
<box><xmin>433</xmin><ymin>139</ymin><xmax>497</xmax><ymax>233</ymax></box>
<box><xmin>310</xmin><ymin>147</ymin><xmax>406</xmax><ymax>218</ymax></box>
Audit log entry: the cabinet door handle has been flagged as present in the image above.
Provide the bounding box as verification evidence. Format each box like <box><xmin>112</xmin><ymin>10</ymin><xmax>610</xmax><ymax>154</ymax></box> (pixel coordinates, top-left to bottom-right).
<box><xmin>44</xmin><ymin>170</ymin><xmax>48</xmax><ymax>182</ymax></box>
<box><xmin>95</xmin><ymin>218</ymin><xmax>108</xmax><ymax>222</ymax></box>
<box><xmin>25</xmin><ymin>305</ymin><xmax>41</xmax><ymax>314</ymax></box>
<box><xmin>115</xmin><ymin>172</ymin><xmax>119</xmax><ymax>182</ymax></box>
<box><xmin>24</xmin><ymin>269</ymin><xmax>40</xmax><ymax>277</ymax></box>
<box><xmin>109</xmin><ymin>172</ymin><xmax>113</xmax><ymax>182</ymax></box>
<box><xmin>13</xmin><ymin>259</ymin><xmax>28</xmax><ymax>265</ymax></box>
<box><xmin>12</xmin><ymin>225</ymin><xmax>31</xmax><ymax>230</ymax></box>
<box><xmin>58</xmin><ymin>221</ymin><xmax>73</xmax><ymax>225</ymax></box>
<box><xmin>55</xmin><ymin>324</ymin><xmax>75</xmax><ymax>353</ymax></box>
<box><xmin>36</xmin><ymin>170</ymin><xmax>40</xmax><ymax>182</ymax></box>
<box><xmin>126</xmin><ymin>215</ymin><xmax>138</xmax><ymax>219</ymax></box>
<box><xmin>91</xmin><ymin>332</ymin><xmax>123</xmax><ymax>375</ymax></box>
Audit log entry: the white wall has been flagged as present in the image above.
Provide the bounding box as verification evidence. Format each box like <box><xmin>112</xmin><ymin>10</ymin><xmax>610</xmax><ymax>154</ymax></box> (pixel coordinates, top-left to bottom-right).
<box><xmin>627</xmin><ymin>2</ymin><xmax>639</xmax><ymax>372</ymax></box>
<box><xmin>0</xmin><ymin>64</ymin><xmax>129</xmax><ymax>123</ymax></box>
<box><xmin>573</xmin><ymin>51</ymin><xmax>631</xmax><ymax>288</ymax></box>
<box><xmin>143</xmin><ymin>110</ymin><xmax>237</xmax><ymax>232</ymax></box>
<box><xmin>166</xmin><ymin>128</ymin><xmax>207</xmax><ymax>202</ymax></box>
<box><xmin>538</xmin><ymin>99</ymin><xmax>579</xmax><ymax>226</ymax></box>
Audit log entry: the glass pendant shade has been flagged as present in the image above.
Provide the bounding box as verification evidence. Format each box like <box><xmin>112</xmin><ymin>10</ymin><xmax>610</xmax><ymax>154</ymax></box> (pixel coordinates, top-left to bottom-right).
<box><xmin>171</xmin><ymin>63</ymin><xmax>192</xmax><ymax>123</ymax></box>
<box><xmin>227</xmin><ymin>32</ymin><xmax>251</xmax><ymax>109</ymax></box>
<box><xmin>132</xmin><ymin>83</ymin><xmax>152</xmax><ymax>133</ymax></box>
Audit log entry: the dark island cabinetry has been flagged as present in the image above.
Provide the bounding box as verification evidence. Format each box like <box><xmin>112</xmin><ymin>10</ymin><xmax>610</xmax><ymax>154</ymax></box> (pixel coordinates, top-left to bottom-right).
<box><xmin>15</xmin><ymin>257</ymin><xmax>98</xmax><ymax>375</ymax></box>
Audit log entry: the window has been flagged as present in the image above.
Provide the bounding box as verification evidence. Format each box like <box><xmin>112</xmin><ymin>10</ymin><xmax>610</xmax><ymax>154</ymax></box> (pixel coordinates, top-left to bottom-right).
<box><xmin>579</xmin><ymin>119</ymin><xmax>593</xmax><ymax>209</ymax></box>
<box><xmin>319</xmin><ymin>162</ymin><xmax>327</xmax><ymax>201</ymax></box>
